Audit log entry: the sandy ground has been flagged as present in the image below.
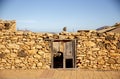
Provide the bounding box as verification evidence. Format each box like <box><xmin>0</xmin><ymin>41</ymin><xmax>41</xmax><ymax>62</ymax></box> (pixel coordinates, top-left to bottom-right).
<box><xmin>0</xmin><ymin>69</ymin><xmax>120</xmax><ymax>79</ymax></box>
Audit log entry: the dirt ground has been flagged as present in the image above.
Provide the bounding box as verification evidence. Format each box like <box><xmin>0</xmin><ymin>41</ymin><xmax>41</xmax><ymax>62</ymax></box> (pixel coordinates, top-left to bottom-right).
<box><xmin>0</xmin><ymin>69</ymin><xmax>120</xmax><ymax>79</ymax></box>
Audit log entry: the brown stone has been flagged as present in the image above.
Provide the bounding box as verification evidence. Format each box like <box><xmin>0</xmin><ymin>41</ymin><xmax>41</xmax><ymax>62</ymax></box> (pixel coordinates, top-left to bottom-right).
<box><xmin>37</xmin><ymin>62</ymin><xmax>42</xmax><ymax>67</ymax></box>
<box><xmin>98</xmin><ymin>59</ymin><xmax>105</xmax><ymax>65</ymax></box>
<box><xmin>92</xmin><ymin>48</ymin><xmax>100</xmax><ymax>51</ymax></box>
<box><xmin>33</xmin><ymin>54</ymin><xmax>41</xmax><ymax>59</ymax></box>
<box><xmin>0</xmin><ymin>45</ymin><xmax>6</xmax><ymax>49</ymax></box>
<box><xmin>15</xmin><ymin>59</ymin><xmax>22</xmax><ymax>63</ymax></box>
<box><xmin>27</xmin><ymin>49</ymin><xmax>36</xmax><ymax>55</ymax></box>
<box><xmin>35</xmin><ymin>45</ymin><xmax>42</xmax><ymax>49</ymax></box>
<box><xmin>108</xmin><ymin>58</ymin><xmax>116</xmax><ymax>64</ymax></box>
<box><xmin>4</xmin><ymin>49</ymin><xmax>10</xmax><ymax>53</ymax></box>
<box><xmin>87</xmin><ymin>41</ymin><xmax>96</xmax><ymax>47</ymax></box>
<box><xmin>1</xmin><ymin>59</ymin><xmax>6</xmax><ymax>63</ymax></box>
<box><xmin>117</xmin><ymin>58</ymin><xmax>120</xmax><ymax>64</ymax></box>
<box><xmin>10</xmin><ymin>53</ymin><xmax>17</xmax><ymax>58</ymax></box>
<box><xmin>59</xmin><ymin>35</ymin><xmax>66</xmax><ymax>39</ymax></box>
<box><xmin>7</xmin><ymin>44</ymin><xmax>20</xmax><ymax>49</ymax></box>
<box><xmin>110</xmin><ymin>53</ymin><xmax>120</xmax><ymax>57</ymax></box>
<box><xmin>37</xmin><ymin>51</ymin><xmax>44</xmax><ymax>55</ymax></box>
<box><xmin>98</xmin><ymin>51</ymin><xmax>107</xmax><ymax>56</ymax></box>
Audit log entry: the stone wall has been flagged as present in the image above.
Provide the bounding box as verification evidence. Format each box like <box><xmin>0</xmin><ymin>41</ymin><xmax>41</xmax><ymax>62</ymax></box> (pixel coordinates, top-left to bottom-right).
<box><xmin>0</xmin><ymin>20</ymin><xmax>16</xmax><ymax>32</ymax></box>
<box><xmin>0</xmin><ymin>20</ymin><xmax>120</xmax><ymax>70</ymax></box>
<box><xmin>0</xmin><ymin>31</ymin><xmax>51</xmax><ymax>69</ymax></box>
<box><xmin>76</xmin><ymin>31</ymin><xmax>120</xmax><ymax>70</ymax></box>
<box><xmin>0</xmin><ymin>31</ymin><xmax>120</xmax><ymax>70</ymax></box>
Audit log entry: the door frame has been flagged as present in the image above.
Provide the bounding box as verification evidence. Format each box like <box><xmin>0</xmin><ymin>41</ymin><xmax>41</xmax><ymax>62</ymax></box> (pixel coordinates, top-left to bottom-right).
<box><xmin>50</xmin><ymin>39</ymin><xmax>76</xmax><ymax>69</ymax></box>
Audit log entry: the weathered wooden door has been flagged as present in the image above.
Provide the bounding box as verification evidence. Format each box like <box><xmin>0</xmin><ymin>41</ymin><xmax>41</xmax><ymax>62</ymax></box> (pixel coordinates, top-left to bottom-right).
<box><xmin>51</xmin><ymin>40</ymin><xmax>76</xmax><ymax>68</ymax></box>
<box><xmin>64</xmin><ymin>41</ymin><xmax>75</xmax><ymax>68</ymax></box>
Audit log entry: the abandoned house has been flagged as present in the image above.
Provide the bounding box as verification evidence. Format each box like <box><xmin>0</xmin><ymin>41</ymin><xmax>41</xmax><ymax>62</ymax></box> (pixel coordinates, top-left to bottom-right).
<box><xmin>0</xmin><ymin>19</ymin><xmax>120</xmax><ymax>70</ymax></box>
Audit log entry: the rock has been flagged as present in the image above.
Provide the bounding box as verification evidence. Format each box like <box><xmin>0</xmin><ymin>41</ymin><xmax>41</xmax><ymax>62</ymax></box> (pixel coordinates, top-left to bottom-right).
<box><xmin>105</xmin><ymin>43</ymin><xmax>111</xmax><ymax>50</ymax></box>
<box><xmin>45</xmin><ymin>65</ymin><xmax>50</xmax><ymax>69</ymax></box>
<box><xmin>7</xmin><ymin>44</ymin><xmax>20</xmax><ymax>49</ymax></box>
<box><xmin>15</xmin><ymin>59</ymin><xmax>22</xmax><ymax>63</ymax></box>
<box><xmin>33</xmin><ymin>54</ymin><xmax>41</xmax><ymax>59</ymax></box>
<box><xmin>27</xmin><ymin>49</ymin><xmax>36</xmax><ymax>55</ymax></box>
<box><xmin>98</xmin><ymin>59</ymin><xmax>105</xmax><ymax>65</ymax></box>
<box><xmin>87</xmin><ymin>41</ymin><xmax>96</xmax><ymax>47</ymax></box>
<box><xmin>1</xmin><ymin>59</ymin><xmax>6</xmax><ymax>63</ymax></box>
<box><xmin>16</xmin><ymin>31</ymin><xmax>23</xmax><ymax>35</ymax></box>
<box><xmin>31</xmin><ymin>63</ymin><xmax>36</xmax><ymax>69</ymax></box>
<box><xmin>110</xmin><ymin>53</ymin><xmax>120</xmax><ymax>57</ymax></box>
<box><xmin>4</xmin><ymin>49</ymin><xmax>10</xmax><ymax>53</ymax></box>
<box><xmin>117</xmin><ymin>58</ymin><xmax>120</xmax><ymax>64</ymax></box>
<box><xmin>108</xmin><ymin>58</ymin><xmax>116</xmax><ymax>64</ymax></box>
<box><xmin>11</xmin><ymin>66</ymin><xmax>15</xmax><ymax>69</ymax></box>
<box><xmin>37</xmin><ymin>51</ymin><xmax>44</xmax><ymax>55</ymax></box>
<box><xmin>92</xmin><ymin>48</ymin><xmax>100</xmax><ymax>51</ymax></box>
<box><xmin>98</xmin><ymin>51</ymin><xmax>107</xmax><ymax>56</ymax></box>
<box><xmin>11</xmin><ymin>37</ymin><xmax>18</xmax><ymax>41</ymax></box>
<box><xmin>67</xmin><ymin>36</ymin><xmax>74</xmax><ymax>39</ymax></box>
<box><xmin>10</xmin><ymin>53</ymin><xmax>17</xmax><ymax>58</ymax></box>
<box><xmin>59</xmin><ymin>35</ymin><xmax>66</xmax><ymax>39</ymax></box>
<box><xmin>35</xmin><ymin>45</ymin><xmax>42</xmax><ymax>49</ymax></box>
<box><xmin>0</xmin><ymin>45</ymin><xmax>6</xmax><ymax>49</ymax></box>
<box><xmin>45</xmin><ymin>33</ymin><xmax>53</xmax><ymax>37</ymax></box>
<box><xmin>37</xmin><ymin>62</ymin><xmax>42</xmax><ymax>67</ymax></box>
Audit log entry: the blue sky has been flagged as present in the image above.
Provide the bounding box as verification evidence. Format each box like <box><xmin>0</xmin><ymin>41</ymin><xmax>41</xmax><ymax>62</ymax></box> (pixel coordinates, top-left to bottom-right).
<box><xmin>0</xmin><ymin>0</ymin><xmax>120</xmax><ymax>32</ymax></box>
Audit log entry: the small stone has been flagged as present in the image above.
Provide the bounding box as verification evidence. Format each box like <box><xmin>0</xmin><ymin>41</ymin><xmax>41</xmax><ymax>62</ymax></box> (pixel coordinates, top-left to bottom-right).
<box><xmin>4</xmin><ymin>49</ymin><xmax>10</xmax><ymax>53</ymax></box>
<box><xmin>7</xmin><ymin>44</ymin><xmax>20</xmax><ymax>49</ymax></box>
<box><xmin>1</xmin><ymin>59</ymin><xmax>6</xmax><ymax>63</ymax></box>
<box><xmin>0</xmin><ymin>45</ymin><xmax>6</xmax><ymax>49</ymax></box>
<box><xmin>28</xmin><ymin>49</ymin><xmax>36</xmax><ymax>55</ymax></box>
<box><xmin>110</xmin><ymin>53</ymin><xmax>120</xmax><ymax>57</ymax></box>
<box><xmin>37</xmin><ymin>62</ymin><xmax>42</xmax><ymax>67</ymax></box>
<box><xmin>117</xmin><ymin>58</ymin><xmax>120</xmax><ymax>64</ymax></box>
<box><xmin>98</xmin><ymin>59</ymin><xmax>105</xmax><ymax>65</ymax></box>
<box><xmin>98</xmin><ymin>51</ymin><xmax>107</xmax><ymax>56</ymax></box>
<box><xmin>108</xmin><ymin>58</ymin><xmax>116</xmax><ymax>64</ymax></box>
<box><xmin>86</xmin><ymin>41</ymin><xmax>96</xmax><ymax>47</ymax></box>
<box><xmin>33</xmin><ymin>54</ymin><xmax>41</xmax><ymax>59</ymax></box>
<box><xmin>45</xmin><ymin>65</ymin><xmax>50</xmax><ymax>69</ymax></box>
<box><xmin>11</xmin><ymin>66</ymin><xmax>15</xmax><ymax>69</ymax></box>
<box><xmin>10</xmin><ymin>53</ymin><xmax>17</xmax><ymax>58</ymax></box>
<box><xmin>92</xmin><ymin>48</ymin><xmax>100</xmax><ymax>51</ymax></box>
<box><xmin>59</xmin><ymin>35</ymin><xmax>66</xmax><ymax>39</ymax></box>
<box><xmin>37</xmin><ymin>51</ymin><xmax>44</xmax><ymax>55</ymax></box>
<box><xmin>15</xmin><ymin>59</ymin><xmax>22</xmax><ymax>63</ymax></box>
<box><xmin>35</xmin><ymin>45</ymin><xmax>42</xmax><ymax>49</ymax></box>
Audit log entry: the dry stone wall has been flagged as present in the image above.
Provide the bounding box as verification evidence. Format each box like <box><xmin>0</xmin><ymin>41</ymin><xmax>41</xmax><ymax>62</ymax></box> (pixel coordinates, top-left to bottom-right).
<box><xmin>0</xmin><ymin>20</ymin><xmax>120</xmax><ymax>70</ymax></box>
<box><xmin>76</xmin><ymin>31</ymin><xmax>120</xmax><ymax>70</ymax></box>
<box><xmin>0</xmin><ymin>31</ymin><xmax>51</xmax><ymax>69</ymax></box>
<box><xmin>0</xmin><ymin>20</ymin><xmax>16</xmax><ymax>32</ymax></box>
<box><xmin>0</xmin><ymin>31</ymin><xmax>120</xmax><ymax>70</ymax></box>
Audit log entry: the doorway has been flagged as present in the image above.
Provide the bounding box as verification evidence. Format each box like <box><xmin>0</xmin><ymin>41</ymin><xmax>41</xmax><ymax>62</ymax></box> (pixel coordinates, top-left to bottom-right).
<box><xmin>51</xmin><ymin>39</ymin><xmax>76</xmax><ymax>68</ymax></box>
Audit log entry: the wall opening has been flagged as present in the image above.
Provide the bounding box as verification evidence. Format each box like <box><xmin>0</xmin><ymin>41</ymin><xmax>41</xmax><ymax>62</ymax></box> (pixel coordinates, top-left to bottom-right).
<box><xmin>66</xmin><ymin>59</ymin><xmax>73</xmax><ymax>68</ymax></box>
<box><xmin>53</xmin><ymin>51</ymin><xmax>63</xmax><ymax>68</ymax></box>
<box><xmin>51</xmin><ymin>39</ymin><xmax>76</xmax><ymax>68</ymax></box>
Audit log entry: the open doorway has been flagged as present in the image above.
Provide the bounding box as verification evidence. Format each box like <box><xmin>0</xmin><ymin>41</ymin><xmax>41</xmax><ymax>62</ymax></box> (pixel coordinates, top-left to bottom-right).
<box><xmin>53</xmin><ymin>51</ymin><xmax>63</xmax><ymax>68</ymax></box>
<box><xmin>66</xmin><ymin>59</ymin><xmax>73</xmax><ymax>68</ymax></box>
<box><xmin>51</xmin><ymin>39</ymin><xmax>76</xmax><ymax>68</ymax></box>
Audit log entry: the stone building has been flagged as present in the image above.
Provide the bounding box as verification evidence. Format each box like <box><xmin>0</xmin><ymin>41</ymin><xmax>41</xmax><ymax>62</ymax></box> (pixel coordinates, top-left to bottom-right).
<box><xmin>0</xmin><ymin>20</ymin><xmax>120</xmax><ymax>70</ymax></box>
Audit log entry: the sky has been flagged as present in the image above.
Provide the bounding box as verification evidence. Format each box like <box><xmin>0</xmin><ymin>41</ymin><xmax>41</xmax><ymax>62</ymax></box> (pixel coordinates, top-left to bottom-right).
<box><xmin>0</xmin><ymin>0</ymin><xmax>120</xmax><ymax>32</ymax></box>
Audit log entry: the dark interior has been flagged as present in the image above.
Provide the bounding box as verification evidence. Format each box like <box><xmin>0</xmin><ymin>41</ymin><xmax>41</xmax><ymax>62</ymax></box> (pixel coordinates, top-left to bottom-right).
<box><xmin>53</xmin><ymin>51</ymin><xmax>63</xmax><ymax>68</ymax></box>
<box><xmin>66</xmin><ymin>59</ymin><xmax>73</xmax><ymax>68</ymax></box>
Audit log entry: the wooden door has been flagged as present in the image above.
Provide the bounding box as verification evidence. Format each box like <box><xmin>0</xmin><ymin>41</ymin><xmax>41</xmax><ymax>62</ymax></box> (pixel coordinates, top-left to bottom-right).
<box><xmin>51</xmin><ymin>40</ymin><xmax>76</xmax><ymax>68</ymax></box>
<box><xmin>64</xmin><ymin>40</ymin><xmax>75</xmax><ymax>68</ymax></box>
